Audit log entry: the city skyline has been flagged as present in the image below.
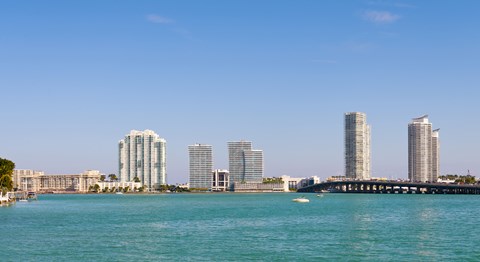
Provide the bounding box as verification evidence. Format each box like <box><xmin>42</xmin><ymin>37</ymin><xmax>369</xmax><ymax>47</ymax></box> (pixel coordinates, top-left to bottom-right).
<box><xmin>2</xmin><ymin>1</ymin><xmax>480</xmax><ymax>184</ymax></box>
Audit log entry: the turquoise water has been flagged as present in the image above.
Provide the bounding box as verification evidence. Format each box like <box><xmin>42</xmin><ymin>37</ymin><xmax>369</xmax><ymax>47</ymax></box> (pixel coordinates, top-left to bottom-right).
<box><xmin>2</xmin><ymin>193</ymin><xmax>480</xmax><ymax>261</ymax></box>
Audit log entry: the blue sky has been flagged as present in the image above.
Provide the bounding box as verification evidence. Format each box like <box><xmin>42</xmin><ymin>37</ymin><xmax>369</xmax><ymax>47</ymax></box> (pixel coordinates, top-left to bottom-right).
<box><xmin>1</xmin><ymin>0</ymin><xmax>479</xmax><ymax>183</ymax></box>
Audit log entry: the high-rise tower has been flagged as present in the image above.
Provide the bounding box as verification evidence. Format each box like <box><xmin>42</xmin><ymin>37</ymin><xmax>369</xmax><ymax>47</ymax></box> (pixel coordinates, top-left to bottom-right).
<box><xmin>345</xmin><ymin>112</ymin><xmax>371</xmax><ymax>180</ymax></box>
<box><xmin>432</xmin><ymin>129</ymin><xmax>440</xmax><ymax>182</ymax></box>
<box><xmin>188</xmin><ymin>144</ymin><xmax>213</xmax><ymax>189</ymax></box>
<box><xmin>408</xmin><ymin>115</ymin><xmax>439</xmax><ymax>182</ymax></box>
<box><xmin>228</xmin><ymin>141</ymin><xmax>263</xmax><ymax>188</ymax></box>
<box><xmin>118</xmin><ymin>130</ymin><xmax>166</xmax><ymax>190</ymax></box>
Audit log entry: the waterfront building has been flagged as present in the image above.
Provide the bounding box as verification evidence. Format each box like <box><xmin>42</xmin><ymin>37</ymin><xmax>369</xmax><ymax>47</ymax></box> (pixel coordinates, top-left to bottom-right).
<box><xmin>232</xmin><ymin>182</ymin><xmax>284</xmax><ymax>192</ymax></box>
<box><xmin>188</xmin><ymin>144</ymin><xmax>213</xmax><ymax>189</ymax></box>
<box><xmin>298</xmin><ymin>176</ymin><xmax>321</xmax><ymax>189</ymax></box>
<box><xmin>13</xmin><ymin>169</ymin><xmax>100</xmax><ymax>193</ymax></box>
<box><xmin>212</xmin><ymin>169</ymin><xmax>229</xmax><ymax>192</ymax></box>
<box><xmin>408</xmin><ymin>115</ymin><xmax>440</xmax><ymax>182</ymax></box>
<box><xmin>97</xmin><ymin>181</ymin><xmax>143</xmax><ymax>192</ymax></box>
<box><xmin>281</xmin><ymin>175</ymin><xmax>304</xmax><ymax>191</ymax></box>
<box><xmin>13</xmin><ymin>169</ymin><xmax>44</xmax><ymax>192</ymax></box>
<box><xmin>228</xmin><ymin>141</ymin><xmax>264</xmax><ymax>189</ymax></box>
<box><xmin>344</xmin><ymin>112</ymin><xmax>371</xmax><ymax>180</ymax></box>
<box><xmin>118</xmin><ymin>130</ymin><xmax>166</xmax><ymax>191</ymax></box>
<box><xmin>432</xmin><ymin>129</ymin><xmax>440</xmax><ymax>182</ymax></box>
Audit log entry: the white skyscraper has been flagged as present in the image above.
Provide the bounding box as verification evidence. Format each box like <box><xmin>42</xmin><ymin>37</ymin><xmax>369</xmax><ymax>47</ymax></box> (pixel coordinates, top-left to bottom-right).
<box><xmin>432</xmin><ymin>129</ymin><xmax>440</xmax><ymax>182</ymax></box>
<box><xmin>408</xmin><ymin>116</ymin><xmax>440</xmax><ymax>182</ymax></box>
<box><xmin>188</xmin><ymin>144</ymin><xmax>213</xmax><ymax>189</ymax></box>
<box><xmin>345</xmin><ymin>112</ymin><xmax>371</xmax><ymax>180</ymax></box>
<box><xmin>118</xmin><ymin>130</ymin><xmax>166</xmax><ymax>190</ymax></box>
<box><xmin>228</xmin><ymin>141</ymin><xmax>264</xmax><ymax>188</ymax></box>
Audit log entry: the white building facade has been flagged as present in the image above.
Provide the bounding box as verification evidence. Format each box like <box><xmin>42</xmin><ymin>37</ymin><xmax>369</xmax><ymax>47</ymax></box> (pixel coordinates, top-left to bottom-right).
<box><xmin>188</xmin><ymin>144</ymin><xmax>213</xmax><ymax>189</ymax></box>
<box><xmin>408</xmin><ymin>115</ymin><xmax>440</xmax><ymax>182</ymax></box>
<box><xmin>119</xmin><ymin>130</ymin><xmax>166</xmax><ymax>191</ymax></box>
<box><xmin>345</xmin><ymin>112</ymin><xmax>371</xmax><ymax>180</ymax></box>
<box><xmin>212</xmin><ymin>169</ymin><xmax>229</xmax><ymax>192</ymax></box>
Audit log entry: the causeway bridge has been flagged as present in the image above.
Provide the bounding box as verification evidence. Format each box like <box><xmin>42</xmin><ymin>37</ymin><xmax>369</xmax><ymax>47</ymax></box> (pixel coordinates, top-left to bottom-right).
<box><xmin>297</xmin><ymin>180</ymin><xmax>480</xmax><ymax>195</ymax></box>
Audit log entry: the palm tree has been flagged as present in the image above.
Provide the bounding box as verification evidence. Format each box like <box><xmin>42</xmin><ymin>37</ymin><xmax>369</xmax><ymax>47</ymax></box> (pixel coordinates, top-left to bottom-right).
<box><xmin>108</xmin><ymin>174</ymin><xmax>118</xmax><ymax>181</ymax></box>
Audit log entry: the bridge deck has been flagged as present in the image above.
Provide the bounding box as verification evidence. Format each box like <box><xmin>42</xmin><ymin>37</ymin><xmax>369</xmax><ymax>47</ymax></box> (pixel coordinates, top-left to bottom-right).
<box><xmin>298</xmin><ymin>181</ymin><xmax>480</xmax><ymax>194</ymax></box>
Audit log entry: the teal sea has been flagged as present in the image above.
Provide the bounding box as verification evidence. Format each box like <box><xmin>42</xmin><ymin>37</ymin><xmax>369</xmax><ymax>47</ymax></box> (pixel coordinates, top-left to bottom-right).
<box><xmin>2</xmin><ymin>193</ymin><xmax>480</xmax><ymax>261</ymax></box>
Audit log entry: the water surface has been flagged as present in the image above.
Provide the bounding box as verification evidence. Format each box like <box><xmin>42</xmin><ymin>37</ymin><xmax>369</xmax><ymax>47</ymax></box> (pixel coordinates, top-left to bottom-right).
<box><xmin>2</xmin><ymin>193</ymin><xmax>480</xmax><ymax>261</ymax></box>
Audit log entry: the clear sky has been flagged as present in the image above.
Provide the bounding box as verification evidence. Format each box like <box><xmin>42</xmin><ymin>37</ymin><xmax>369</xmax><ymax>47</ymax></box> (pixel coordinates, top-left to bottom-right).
<box><xmin>1</xmin><ymin>0</ymin><xmax>479</xmax><ymax>184</ymax></box>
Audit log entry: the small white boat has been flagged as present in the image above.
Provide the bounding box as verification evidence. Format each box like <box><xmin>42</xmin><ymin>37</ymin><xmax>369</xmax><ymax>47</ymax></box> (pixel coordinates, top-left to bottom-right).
<box><xmin>115</xmin><ymin>192</ymin><xmax>123</xmax><ymax>195</ymax></box>
<box><xmin>292</xmin><ymin>197</ymin><xmax>310</xmax><ymax>203</ymax></box>
<box><xmin>316</xmin><ymin>194</ymin><xmax>324</xmax><ymax>198</ymax></box>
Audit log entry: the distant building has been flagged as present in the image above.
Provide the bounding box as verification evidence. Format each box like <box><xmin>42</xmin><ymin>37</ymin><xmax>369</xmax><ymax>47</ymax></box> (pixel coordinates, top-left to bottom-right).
<box><xmin>228</xmin><ymin>141</ymin><xmax>264</xmax><ymax>189</ymax></box>
<box><xmin>97</xmin><ymin>181</ymin><xmax>142</xmax><ymax>192</ymax></box>
<box><xmin>13</xmin><ymin>169</ymin><xmax>100</xmax><ymax>193</ymax></box>
<box><xmin>233</xmin><ymin>182</ymin><xmax>284</xmax><ymax>192</ymax></box>
<box><xmin>345</xmin><ymin>112</ymin><xmax>371</xmax><ymax>180</ymax></box>
<box><xmin>432</xmin><ymin>129</ymin><xmax>440</xmax><ymax>182</ymax></box>
<box><xmin>12</xmin><ymin>169</ymin><xmax>44</xmax><ymax>192</ymax></box>
<box><xmin>408</xmin><ymin>115</ymin><xmax>440</xmax><ymax>182</ymax></box>
<box><xmin>281</xmin><ymin>175</ymin><xmax>304</xmax><ymax>191</ymax></box>
<box><xmin>298</xmin><ymin>176</ymin><xmax>321</xmax><ymax>188</ymax></box>
<box><xmin>118</xmin><ymin>130</ymin><xmax>166</xmax><ymax>191</ymax></box>
<box><xmin>212</xmin><ymin>169</ymin><xmax>229</xmax><ymax>192</ymax></box>
<box><xmin>188</xmin><ymin>144</ymin><xmax>213</xmax><ymax>189</ymax></box>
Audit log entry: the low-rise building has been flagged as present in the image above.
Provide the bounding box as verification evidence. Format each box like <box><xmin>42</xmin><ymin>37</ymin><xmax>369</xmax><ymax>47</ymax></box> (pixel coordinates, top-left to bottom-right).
<box><xmin>13</xmin><ymin>170</ymin><xmax>44</xmax><ymax>192</ymax></box>
<box><xmin>13</xmin><ymin>169</ymin><xmax>101</xmax><ymax>193</ymax></box>
<box><xmin>280</xmin><ymin>175</ymin><xmax>304</xmax><ymax>191</ymax></box>
<box><xmin>212</xmin><ymin>169</ymin><xmax>229</xmax><ymax>192</ymax></box>
<box><xmin>97</xmin><ymin>181</ymin><xmax>143</xmax><ymax>192</ymax></box>
<box><xmin>233</xmin><ymin>182</ymin><xmax>285</xmax><ymax>192</ymax></box>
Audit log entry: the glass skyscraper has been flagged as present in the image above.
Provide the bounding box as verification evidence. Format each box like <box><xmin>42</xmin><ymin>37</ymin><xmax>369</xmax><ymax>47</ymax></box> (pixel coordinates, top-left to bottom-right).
<box><xmin>118</xmin><ymin>130</ymin><xmax>166</xmax><ymax>190</ymax></box>
<box><xmin>188</xmin><ymin>144</ymin><xmax>213</xmax><ymax>189</ymax></box>
<box><xmin>228</xmin><ymin>141</ymin><xmax>263</xmax><ymax>188</ymax></box>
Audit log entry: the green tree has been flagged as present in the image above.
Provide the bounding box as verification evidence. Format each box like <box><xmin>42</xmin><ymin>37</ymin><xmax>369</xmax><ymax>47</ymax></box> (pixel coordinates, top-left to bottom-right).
<box><xmin>93</xmin><ymin>184</ymin><xmax>100</xmax><ymax>193</ymax></box>
<box><xmin>159</xmin><ymin>184</ymin><xmax>169</xmax><ymax>192</ymax></box>
<box><xmin>133</xmin><ymin>176</ymin><xmax>141</xmax><ymax>183</ymax></box>
<box><xmin>124</xmin><ymin>186</ymin><xmax>130</xmax><ymax>192</ymax></box>
<box><xmin>263</xmin><ymin>177</ymin><xmax>283</xmax><ymax>184</ymax></box>
<box><xmin>0</xmin><ymin>158</ymin><xmax>15</xmax><ymax>194</ymax></box>
<box><xmin>100</xmin><ymin>175</ymin><xmax>106</xmax><ymax>182</ymax></box>
<box><xmin>108</xmin><ymin>174</ymin><xmax>118</xmax><ymax>181</ymax></box>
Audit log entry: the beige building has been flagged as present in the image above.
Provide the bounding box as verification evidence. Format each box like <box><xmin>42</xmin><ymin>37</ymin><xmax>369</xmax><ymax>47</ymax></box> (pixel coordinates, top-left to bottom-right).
<box><xmin>408</xmin><ymin>115</ymin><xmax>440</xmax><ymax>182</ymax></box>
<box><xmin>233</xmin><ymin>182</ymin><xmax>284</xmax><ymax>192</ymax></box>
<box><xmin>13</xmin><ymin>169</ymin><xmax>44</xmax><ymax>192</ymax></box>
<box><xmin>345</xmin><ymin>112</ymin><xmax>371</xmax><ymax>180</ymax></box>
<box><xmin>13</xmin><ymin>170</ymin><xmax>101</xmax><ymax>193</ymax></box>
